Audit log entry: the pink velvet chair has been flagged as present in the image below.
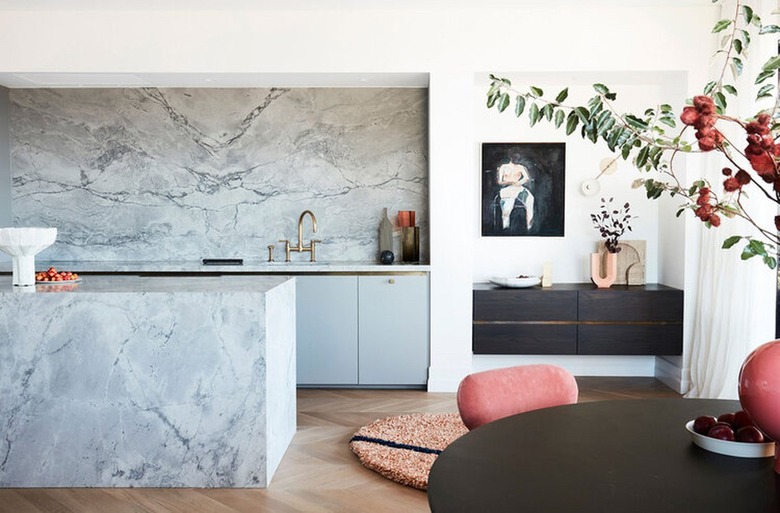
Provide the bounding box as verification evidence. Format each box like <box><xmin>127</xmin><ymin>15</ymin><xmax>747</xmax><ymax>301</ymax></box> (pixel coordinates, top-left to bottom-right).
<box><xmin>457</xmin><ymin>364</ymin><xmax>578</xmax><ymax>430</ymax></box>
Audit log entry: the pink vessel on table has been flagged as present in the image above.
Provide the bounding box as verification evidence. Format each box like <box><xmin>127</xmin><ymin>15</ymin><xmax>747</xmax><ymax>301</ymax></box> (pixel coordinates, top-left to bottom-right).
<box><xmin>738</xmin><ymin>339</ymin><xmax>780</xmax><ymax>473</ymax></box>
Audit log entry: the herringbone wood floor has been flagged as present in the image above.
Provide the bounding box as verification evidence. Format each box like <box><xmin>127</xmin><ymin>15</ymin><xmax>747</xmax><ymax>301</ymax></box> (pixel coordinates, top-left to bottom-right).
<box><xmin>0</xmin><ymin>377</ymin><xmax>680</xmax><ymax>513</ymax></box>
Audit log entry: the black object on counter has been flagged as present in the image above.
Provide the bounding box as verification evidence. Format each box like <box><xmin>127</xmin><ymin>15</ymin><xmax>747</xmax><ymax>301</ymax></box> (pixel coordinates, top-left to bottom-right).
<box><xmin>380</xmin><ymin>250</ymin><xmax>394</xmax><ymax>265</ymax></box>
<box><xmin>202</xmin><ymin>258</ymin><xmax>244</xmax><ymax>266</ymax></box>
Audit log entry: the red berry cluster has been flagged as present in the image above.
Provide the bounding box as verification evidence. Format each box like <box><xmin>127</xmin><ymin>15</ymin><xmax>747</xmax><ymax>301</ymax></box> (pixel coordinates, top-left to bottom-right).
<box><xmin>744</xmin><ymin>113</ymin><xmax>779</xmax><ymax>188</ymax></box>
<box><xmin>680</xmin><ymin>96</ymin><xmax>723</xmax><ymax>151</ymax></box>
<box><xmin>694</xmin><ymin>187</ymin><xmax>721</xmax><ymax>227</ymax></box>
<box><xmin>722</xmin><ymin>167</ymin><xmax>751</xmax><ymax>192</ymax></box>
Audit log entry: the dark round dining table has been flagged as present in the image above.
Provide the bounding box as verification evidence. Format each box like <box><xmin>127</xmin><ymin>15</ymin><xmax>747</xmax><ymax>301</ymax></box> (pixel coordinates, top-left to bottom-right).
<box><xmin>428</xmin><ymin>398</ymin><xmax>780</xmax><ymax>513</ymax></box>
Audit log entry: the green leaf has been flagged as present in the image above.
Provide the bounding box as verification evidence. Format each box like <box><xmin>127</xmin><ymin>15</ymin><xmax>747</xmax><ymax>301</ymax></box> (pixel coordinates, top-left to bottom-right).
<box><xmin>723</xmin><ymin>84</ymin><xmax>738</xmax><ymax>96</ymax></box>
<box><xmin>529</xmin><ymin>102</ymin><xmax>540</xmax><ymax>126</ymax></box>
<box><xmin>501</xmin><ymin>78</ymin><xmax>512</xmax><ymax>86</ymax></box>
<box><xmin>742</xmin><ymin>5</ymin><xmax>754</xmax><ymax>24</ymax></box>
<box><xmin>587</xmin><ymin>95</ymin><xmax>602</xmax><ymax>110</ymax></box>
<box><xmin>575</xmin><ymin>107</ymin><xmax>590</xmax><ymax>123</ymax></box>
<box><xmin>514</xmin><ymin>95</ymin><xmax>526</xmax><ymax>117</ymax></box>
<box><xmin>530</xmin><ymin>86</ymin><xmax>544</xmax><ymax>97</ymax></box>
<box><xmin>733</xmin><ymin>38</ymin><xmax>743</xmax><ymax>55</ymax></box>
<box><xmin>741</xmin><ymin>246</ymin><xmax>757</xmax><ymax>260</ymax></box>
<box><xmin>761</xmin><ymin>55</ymin><xmax>780</xmax><ymax>72</ymax></box>
<box><xmin>487</xmin><ymin>93</ymin><xmax>498</xmax><ymax>109</ymax></box>
<box><xmin>593</xmin><ymin>83</ymin><xmax>610</xmax><ymax>95</ymax></box>
<box><xmin>756</xmin><ymin>83</ymin><xmax>774</xmax><ymax>101</ymax></box>
<box><xmin>565</xmin><ymin>112</ymin><xmax>579</xmax><ymax>135</ymax></box>
<box><xmin>760</xmin><ymin>24</ymin><xmax>780</xmax><ymax>34</ymax></box>
<box><xmin>742</xmin><ymin>29</ymin><xmax>752</xmax><ymax>46</ymax></box>
<box><xmin>497</xmin><ymin>92</ymin><xmax>510</xmax><ymax>113</ymax></box>
<box><xmin>722</xmin><ymin>235</ymin><xmax>742</xmax><ymax>249</ymax></box>
<box><xmin>555</xmin><ymin>88</ymin><xmax>569</xmax><ymax>103</ymax></box>
<box><xmin>621</xmin><ymin>144</ymin><xmax>632</xmax><ymax>160</ymax></box>
<box><xmin>765</xmin><ymin>256</ymin><xmax>778</xmax><ymax>269</ymax></box>
<box><xmin>712</xmin><ymin>19</ymin><xmax>733</xmax><ymax>33</ymax></box>
<box><xmin>703</xmin><ymin>81</ymin><xmax>717</xmax><ymax>95</ymax></box>
<box><xmin>732</xmin><ymin>57</ymin><xmax>744</xmax><ymax>77</ymax></box>
<box><xmin>659</xmin><ymin>117</ymin><xmax>676</xmax><ymax>128</ymax></box>
<box><xmin>625</xmin><ymin>114</ymin><xmax>649</xmax><ymax>130</ymax></box>
<box><xmin>755</xmin><ymin>69</ymin><xmax>775</xmax><ymax>85</ymax></box>
<box><xmin>713</xmin><ymin>91</ymin><xmax>727</xmax><ymax>112</ymax></box>
<box><xmin>605</xmin><ymin>92</ymin><xmax>617</xmax><ymax>101</ymax></box>
<box><xmin>598</xmin><ymin>116</ymin><xmax>616</xmax><ymax>135</ymax></box>
<box><xmin>586</xmin><ymin>124</ymin><xmax>598</xmax><ymax>143</ymax></box>
<box><xmin>749</xmin><ymin>238</ymin><xmax>768</xmax><ymax>256</ymax></box>
<box><xmin>541</xmin><ymin>103</ymin><xmax>554</xmax><ymax>121</ymax></box>
<box><xmin>649</xmin><ymin>146</ymin><xmax>664</xmax><ymax>168</ymax></box>
<box><xmin>606</xmin><ymin>128</ymin><xmax>620</xmax><ymax>151</ymax></box>
<box><xmin>636</xmin><ymin>146</ymin><xmax>650</xmax><ymax>168</ymax></box>
<box><xmin>554</xmin><ymin>109</ymin><xmax>565</xmax><ymax>128</ymax></box>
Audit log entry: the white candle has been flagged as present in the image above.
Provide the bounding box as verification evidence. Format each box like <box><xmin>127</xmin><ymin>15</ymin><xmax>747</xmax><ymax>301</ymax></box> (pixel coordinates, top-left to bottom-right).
<box><xmin>542</xmin><ymin>262</ymin><xmax>552</xmax><ymax>287</ymax></box>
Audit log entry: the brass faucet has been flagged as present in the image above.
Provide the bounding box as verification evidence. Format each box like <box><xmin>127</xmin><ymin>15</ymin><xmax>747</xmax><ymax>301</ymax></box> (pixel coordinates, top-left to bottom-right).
<box><xmin>279</xmin><ymin>210</ymin><xmax>321</xmax><ymax>262</ymax></box>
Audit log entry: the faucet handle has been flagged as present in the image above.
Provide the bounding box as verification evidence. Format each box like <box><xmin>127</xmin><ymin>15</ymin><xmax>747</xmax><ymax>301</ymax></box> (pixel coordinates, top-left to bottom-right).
<box><xmin>309</xmin><ymin>239</ymin><xmax>322</xmax><ymax>262</ymax></box>
<box><xmin>278</xmin><ymin>240</ymin><xmax>291</xmax><ymax>262</ymax></box>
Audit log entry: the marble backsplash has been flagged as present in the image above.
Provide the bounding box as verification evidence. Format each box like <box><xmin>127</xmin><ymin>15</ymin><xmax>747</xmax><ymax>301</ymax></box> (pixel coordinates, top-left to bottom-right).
<box><xmin>9</xmin><ymin>87</ymin><xmax>428</xmax><ymax>263</ymax></box>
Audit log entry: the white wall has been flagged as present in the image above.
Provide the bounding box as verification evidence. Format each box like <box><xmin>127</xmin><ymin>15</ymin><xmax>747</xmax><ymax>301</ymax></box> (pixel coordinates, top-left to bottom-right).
<box><xmin>0</xmin><ymin>1</ymin><xmax>720</xmax><ymax>391</ymax></box>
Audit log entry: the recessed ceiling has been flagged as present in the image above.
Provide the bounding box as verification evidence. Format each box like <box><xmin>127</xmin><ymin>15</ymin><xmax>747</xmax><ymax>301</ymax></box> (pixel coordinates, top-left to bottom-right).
<box><xmin>0</xmin><ymin>72</ymin><xmax>430</xmax><ymax>89</ymax></box>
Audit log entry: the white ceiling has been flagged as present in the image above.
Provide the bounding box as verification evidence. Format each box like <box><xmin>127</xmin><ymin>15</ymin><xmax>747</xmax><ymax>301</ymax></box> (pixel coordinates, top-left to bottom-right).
<box><xmin>0</xmin><ymin>0</ymin><xmax>706</xmax><ymax>88</ymax></box>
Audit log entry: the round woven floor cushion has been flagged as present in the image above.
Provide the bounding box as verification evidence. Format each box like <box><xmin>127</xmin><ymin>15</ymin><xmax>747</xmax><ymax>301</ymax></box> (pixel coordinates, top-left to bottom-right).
<box><xmin>349</xmin><ymin>412</ymin><xmax>467</xmax><ymax>490</ymax></box>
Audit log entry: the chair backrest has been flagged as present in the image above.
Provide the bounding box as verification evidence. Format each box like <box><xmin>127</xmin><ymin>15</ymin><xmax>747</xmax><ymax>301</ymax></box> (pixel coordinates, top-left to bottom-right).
<box><xmin>457</xmin><ymin>364</ymin><xmax>578</xmax><ymax>430</ymax></box>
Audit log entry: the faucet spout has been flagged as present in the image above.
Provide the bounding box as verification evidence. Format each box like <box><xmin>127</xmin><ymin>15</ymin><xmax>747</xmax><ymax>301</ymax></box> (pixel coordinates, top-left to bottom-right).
<box><xmin>297</xmin><ymin>210</ymin><xmax>317</xmax><ymax>250</ymax></box>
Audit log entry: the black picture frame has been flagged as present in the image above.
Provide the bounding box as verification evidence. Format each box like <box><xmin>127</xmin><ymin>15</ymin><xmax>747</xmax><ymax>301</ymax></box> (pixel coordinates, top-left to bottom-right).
<box><xmin>481</xmin><ymin>142</ymin><xmax>565</xmax><ymax>237</ymax></box>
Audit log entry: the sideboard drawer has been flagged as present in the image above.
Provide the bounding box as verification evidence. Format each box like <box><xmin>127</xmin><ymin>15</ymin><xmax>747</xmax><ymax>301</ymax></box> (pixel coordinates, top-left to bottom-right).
<box><xmin>473</xmin><ymin>290</ymin><xmax>577</xmax><ymax>322</ymax></box>
<box><xmin>578</xmin><ymin>290</ymin><xmax>683</xmax><ymax>322</ymax></box>
<box><xmin>473</xmin><ymin>324</ymin><xmax>577</xmax><ymax>355</ymax></box>
<box><xmin>577</xmin><ymin>324</ymin><xmax>683</xmax><ymax>355</ymax></box>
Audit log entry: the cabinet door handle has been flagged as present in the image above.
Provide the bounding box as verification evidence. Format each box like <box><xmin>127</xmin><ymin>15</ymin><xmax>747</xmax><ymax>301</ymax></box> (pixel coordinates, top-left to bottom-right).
<box><xmin>388</xmin><ymin>278</ymin><xmax>395</xmax><ymax>284</ymax></box>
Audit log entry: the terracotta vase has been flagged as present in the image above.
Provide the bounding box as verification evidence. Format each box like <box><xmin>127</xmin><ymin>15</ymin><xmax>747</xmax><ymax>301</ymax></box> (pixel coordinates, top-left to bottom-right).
<box><xmin>738</xmin><ymin>340</ymin><xmax>780</xmax><ymax>473</ymax></box>
<box><xmin>590</xmin><ymin>252</ymin><xmax>617</xmax><ymax>288</ymax></box>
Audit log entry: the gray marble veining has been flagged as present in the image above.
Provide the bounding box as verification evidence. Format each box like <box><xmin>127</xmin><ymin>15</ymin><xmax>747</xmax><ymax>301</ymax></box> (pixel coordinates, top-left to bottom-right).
<box><xmin>0</xmin><ymin>275</ymin><xmax>296</xmax><ymax>487</ymax></box>
<box><xmin>9</xmin><ymin>88</ymin><xmax>428</xmax><ymax>263</ymax></box>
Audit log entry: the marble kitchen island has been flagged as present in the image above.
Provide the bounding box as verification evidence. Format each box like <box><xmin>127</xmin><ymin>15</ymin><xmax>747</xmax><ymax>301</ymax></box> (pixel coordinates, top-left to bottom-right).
<box><xmin>0</xmin><ymin>275</ymin><xmax>296</xmax><ymax>488</ymax></box>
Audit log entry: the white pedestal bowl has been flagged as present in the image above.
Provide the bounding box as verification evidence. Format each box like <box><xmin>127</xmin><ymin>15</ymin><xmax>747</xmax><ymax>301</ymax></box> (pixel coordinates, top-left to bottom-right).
<box><xmin>0</xmin><ymin>227</ymin><xmax>57</xmax><ymax>286</ymax></box>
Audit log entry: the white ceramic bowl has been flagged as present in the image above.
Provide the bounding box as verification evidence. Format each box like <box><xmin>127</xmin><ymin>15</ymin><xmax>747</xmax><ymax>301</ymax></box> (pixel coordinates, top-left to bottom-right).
<box><xmin>489</xmin><ymin>276</ymin><xmax>541</xmax><ymax>288</ymax></box>
<box><xmin>685</xmin><ymin>420</ymin><xmax>775</xmax><ymax>458</ymax></box>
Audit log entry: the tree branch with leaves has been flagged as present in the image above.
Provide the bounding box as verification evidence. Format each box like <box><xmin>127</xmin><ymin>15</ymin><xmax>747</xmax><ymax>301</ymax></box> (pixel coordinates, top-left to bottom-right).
<box><xmin>486</xmin><ymin>0</ymin><xmax>780</xmax><ymax>269</ymax></box>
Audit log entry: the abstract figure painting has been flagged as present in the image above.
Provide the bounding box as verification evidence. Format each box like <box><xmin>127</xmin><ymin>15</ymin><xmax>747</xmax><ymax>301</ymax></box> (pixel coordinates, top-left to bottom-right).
<box><xmin>481</xmin><ymin>143</ymin><xmax>565</xmax><ymax>237</ymax></box>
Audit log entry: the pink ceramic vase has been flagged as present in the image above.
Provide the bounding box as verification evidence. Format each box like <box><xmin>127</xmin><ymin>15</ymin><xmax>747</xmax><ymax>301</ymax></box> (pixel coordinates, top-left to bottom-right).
<box><xmin>738</xmin><ymin>340</ymin><xmax>780</xmax><ymax>473</ymax></box>
<box><xmin>591</xmin><ymin>252</ymin><xmax>617</xmax><ymax>288</ymax></box>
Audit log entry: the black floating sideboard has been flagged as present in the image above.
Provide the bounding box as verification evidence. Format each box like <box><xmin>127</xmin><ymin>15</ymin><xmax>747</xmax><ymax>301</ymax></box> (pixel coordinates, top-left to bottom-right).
<box><xmin>473</xmin><ymin>283</ymin><xmax>683</xmax><ymax>356</ymax></box>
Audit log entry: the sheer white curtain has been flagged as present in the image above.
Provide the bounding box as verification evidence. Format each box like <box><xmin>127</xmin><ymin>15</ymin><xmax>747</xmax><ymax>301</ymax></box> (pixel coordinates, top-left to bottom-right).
<box><xmin>685</xmin><ymin>0</ymin><xmax>777</xmax><ymax>399</ymax></box>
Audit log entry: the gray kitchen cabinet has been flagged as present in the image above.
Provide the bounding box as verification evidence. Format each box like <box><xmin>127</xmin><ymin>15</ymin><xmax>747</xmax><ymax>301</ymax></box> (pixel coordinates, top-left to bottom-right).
<box><xmin>296</xmin><ymin>276</ymin><xmax>359</xmax><ymax>385</ymax></box>
<box><xmin>296</xmin><ymin>274</ymin><xmax>429</xmax><ymax>387</ymax></box>
<box><xmin>358</xmin><ymin>275</ymin><xmax>430</xmax><ymax>386</ymax></box>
